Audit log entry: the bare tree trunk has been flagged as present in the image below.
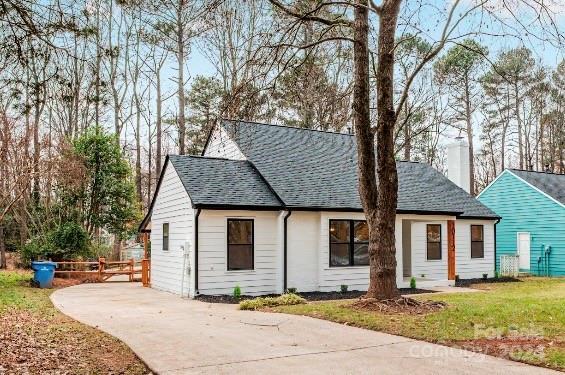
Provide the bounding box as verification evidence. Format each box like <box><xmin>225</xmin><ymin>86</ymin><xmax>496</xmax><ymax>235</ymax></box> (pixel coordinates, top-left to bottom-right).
<box><xmin>403</xmin><ymin>101</ymin><xmax>411</xmax><ymax>160</ymax></box>
<box><xmin>177</xmin><ymin>0</ymin><xmax>186</xmax><ymax>154</ymax></box>
<box><xmin>0</xmin><ymin>225</ymin><xmax>6</xmax><ymax>269</ymax></box>
<box><xmin>135</xmin><ymin>96</ymin><xmax>142</xmax><ymax>202</ymax></box>
<box><xmin>372</xmin><ymin>0</ymin><xmax>401</xmax><ymax>299</ymax></box>
<box><xmin>352</xmin><ymin>0</ymin><xmax>400</xmax><ymax>300</ymax></box>
<box><xmin>156</xmin><ymin>69</ymin><xmax>163</xmax><ymax>176</ymax></box>
<box><xmin>514</xmin><ymin>83</ymin><xmax>524</xmax><ymax>169</ymax></box>
<box><xmin>464</xmin><ymin>77</ymin><xmax>475</xmax><ymax>195</ymax></box>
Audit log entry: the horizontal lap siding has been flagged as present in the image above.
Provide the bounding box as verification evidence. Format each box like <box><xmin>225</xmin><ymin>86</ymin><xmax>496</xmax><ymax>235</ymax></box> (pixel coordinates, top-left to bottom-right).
<box><xmin>203</xmin><ymin>126</ymin><xmax>245</xmax><ymax>160</ymax></box>
<box><xmin>198</xmin><ymin>210</ymin><xmax>280</xmax><ymax>296</ymax></box>
<box><xmin>318</xmin><ymin>212</ymin><xmax>403</xmax><ymax>292</ymax></box>
<box><xmin>287</xmin><ymin>212</ymin><xmax>320</xmax><ymax>292</ymax></box>
<box><xmin>151</xmin><ymin>163</ymin><xmax>193</xmax><ymax>295</ymax></box>
<box><xmin>411</xmin><ymin>221</ymin><xmax>447</xmax><ymax>280</ymax></box>
<box><xmin>479</xmin><ymin>172</ymin><xmax>565</xmax><ymax>276</ymax></box>
<box><xmin>455</xmin><ymin>220</ymin><xmax>495</xmax><ymax>278</ymax></box>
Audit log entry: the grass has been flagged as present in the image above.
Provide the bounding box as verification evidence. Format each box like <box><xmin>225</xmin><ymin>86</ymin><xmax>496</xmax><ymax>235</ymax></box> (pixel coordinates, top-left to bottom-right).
<box><xmin>272</xmin><ymin>278</ymin><xmax>565</xmax><ymax>370</ymax></box>
<box><xmin>0</xmin><ymin>271</ymin><xmax>148</xmax><ymax>374</ymax></box>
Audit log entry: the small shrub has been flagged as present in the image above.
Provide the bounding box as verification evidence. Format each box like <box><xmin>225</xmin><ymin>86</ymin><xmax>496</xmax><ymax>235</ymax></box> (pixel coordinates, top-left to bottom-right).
<box><xmin>239</xmin><ymin>293</ymin><xmax>306</xmax><ymax>310</ymax></box>
<box><xmin>410</xmin><ymin>277</ymin><xmax>416</xmax><ymax>289</ymax></box>
<box><xmin>455</xmin><ymin>274</ymin><xmax>460</xmax><ymax>282</ymax></box>
<box><xmin>495</xmin><ymin>270</ymin><xmax>499</xmax><ymax>279</ymax></box>
<box><xmin>482</xmin><ymin>273</ymin><xmax>488</xmax><ymax>280</ymax></box>
<box><xmin>287</xmin><ymin>287</ymin><xmax>297</xmax><ymax>294</ymax></box>
<box><xmin>233</xmin><ymin>285</ymin><xmax>241</xmax><ymax>299</ymax></box>
<box><xmin>340</xmin><ymin>284</ymin><xmax>348</xmax><ymax>293</ymax></box>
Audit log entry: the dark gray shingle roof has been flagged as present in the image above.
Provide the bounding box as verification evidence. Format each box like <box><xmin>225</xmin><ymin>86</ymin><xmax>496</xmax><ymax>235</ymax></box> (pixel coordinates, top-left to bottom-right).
<box><xmin>221</xmin><ymin>120</ymin><xmax>498</xmax><ymax>218</ymax></box>
<box><xmin>168</xmin><ymin>155</ymin><xmax>282</xmax><ymax>208</ymax></box>
<box><xmin>510</xmin><ymin>169</ymin><xmax>565</xmax><ymax>205</ymax></box>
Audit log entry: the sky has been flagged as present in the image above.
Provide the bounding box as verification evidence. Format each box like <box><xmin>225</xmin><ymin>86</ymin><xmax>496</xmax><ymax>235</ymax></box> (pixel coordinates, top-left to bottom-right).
<box><xmin>133</xmin><ymin>0</ymin><xmax>564</xmax><ymax>163</ymax></box>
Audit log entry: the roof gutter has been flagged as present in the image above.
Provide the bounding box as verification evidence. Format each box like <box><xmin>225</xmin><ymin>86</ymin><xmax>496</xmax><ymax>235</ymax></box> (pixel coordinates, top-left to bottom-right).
<box><xmin>194</xmin><ymin>208</ymin><xmax>201</xmax><ymax>294</ymax></box>
<box><xmin>283</xmin><ymin>209</ymin><xmax>292</xmax><ymax>292</ymax></box>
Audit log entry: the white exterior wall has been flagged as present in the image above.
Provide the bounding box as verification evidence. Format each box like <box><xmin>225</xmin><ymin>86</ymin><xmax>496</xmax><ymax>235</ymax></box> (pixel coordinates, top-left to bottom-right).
<box><xmin>203</xmin><ymin>125</ymin><xmax>246</xmax><ymax>160</ymax></box>
<box><xmin>410</xmin><ymin>220</ymin><xmax>448</xmax><ymax>280</ymax></box>
<box><xmin>455</xmin><ymin>220</ymin><xmax>496</xmax><ymax>278</ymax></box>
<box><xmin>197</xmin><ymin>210</ymin><xmax>281</xmax><ymax>296</ymax></box>
<box><xmin>317</xmin><ymin>212</ymin><xmax>404</xmax><ymax>292</ymax></box>
<box><xmin>286</xmin><ymin>212</ymin><xmax>320</xmax><ymax>292</ymax></box>
<box><xmin>151</xmin><ymin>162</ymin><xmax>194</xmax><ymax>296</ymax></box>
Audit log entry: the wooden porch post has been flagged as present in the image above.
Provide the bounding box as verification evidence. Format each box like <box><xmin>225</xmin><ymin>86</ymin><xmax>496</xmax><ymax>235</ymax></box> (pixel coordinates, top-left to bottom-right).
<box><xmin>447</xmin><ymin>220</ymin><xmax>456</xmax><ymax>280</ymax></box>
<box><xmin>142</xmin><ymin>232</ymin><xmax>150</xmax><ymax>287</ymax></box>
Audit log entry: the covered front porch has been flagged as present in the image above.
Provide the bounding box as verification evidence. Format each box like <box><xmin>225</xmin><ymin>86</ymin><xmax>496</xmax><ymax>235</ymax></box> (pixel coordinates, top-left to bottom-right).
<box><xmin>397</xmin><ymin>216</ymin><xmax>456</xmax><ymax>289</ymax></box>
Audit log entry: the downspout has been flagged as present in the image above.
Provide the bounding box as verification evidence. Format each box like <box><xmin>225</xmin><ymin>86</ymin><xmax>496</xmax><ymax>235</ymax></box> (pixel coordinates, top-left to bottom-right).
<box><xmin>194</xmin><ymin>208</ymin><xmax>201</xmax><ymax>294</ymax></box>
<box><xmin>494</xmin><ymin>218</ymin><xmax>500</xmax><ymax>275</ymax></box>
<box><xmin>283</xmin><ymin>210</ymin><xmax>292</xmax><ymax>292</ymax></box>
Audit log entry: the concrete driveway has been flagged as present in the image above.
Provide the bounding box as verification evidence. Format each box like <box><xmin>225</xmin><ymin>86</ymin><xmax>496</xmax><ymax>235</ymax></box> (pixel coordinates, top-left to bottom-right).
<box><xmin>51</xmin><ymin>283</ymin><xmax>556</xmax><ymax>375</ymax></box>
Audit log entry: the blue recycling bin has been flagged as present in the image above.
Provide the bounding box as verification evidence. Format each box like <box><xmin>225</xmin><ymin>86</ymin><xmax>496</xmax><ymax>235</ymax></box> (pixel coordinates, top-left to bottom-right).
<box><xmin>31</xmin><ymin>261</ymin><xmax>57</xmax><ymax>288</ymax></box>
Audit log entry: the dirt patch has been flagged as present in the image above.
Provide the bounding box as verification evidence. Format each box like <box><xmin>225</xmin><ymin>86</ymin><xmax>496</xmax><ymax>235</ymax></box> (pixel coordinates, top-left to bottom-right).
<box><xmin>451</xmin><ymin>337</ymin><xmax>563</xmax><ymax>370</ymax></box>
<box><xmin>351</xmin><ymin>297</ymin><xmax>447</xmax><ymax>315</ymax></box>
<box><xmin>51</xmin><ymin>275</ymin><xmax>100</xmax><ymax>288</ymax></box>
<box><xmin>196</xmin><ymin>288</ymin><xmax>436</xmax><ymax>304</ymax></box>
<box><xmin>0</xmin><ymin>309</ymin><xmax>149</xmax><ymax>374</ymax></box>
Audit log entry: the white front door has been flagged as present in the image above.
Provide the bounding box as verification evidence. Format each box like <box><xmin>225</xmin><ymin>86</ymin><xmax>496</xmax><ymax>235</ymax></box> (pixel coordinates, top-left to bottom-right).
<box><xmin>517</xmin><ymin>232</ymin><xmax>531</xmax><ymax>270</ymax></box>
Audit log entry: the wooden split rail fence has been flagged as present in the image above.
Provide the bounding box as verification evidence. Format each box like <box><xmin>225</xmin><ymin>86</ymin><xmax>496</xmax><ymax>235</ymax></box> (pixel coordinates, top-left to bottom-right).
<box><xmin>55</xmin><ymin>257</ymin><xmax>151</xmax><ymax>286</ymax></box>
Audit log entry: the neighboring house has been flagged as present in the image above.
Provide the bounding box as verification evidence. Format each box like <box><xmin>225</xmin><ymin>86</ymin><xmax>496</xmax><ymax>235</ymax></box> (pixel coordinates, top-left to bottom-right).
<box><xmin>478</xmin><ymin>169</ymin><xmax>565</xmax><ymax>276</ymax></box>
<box><xmin>140</xmin><ymin>120</ymin><xmax>499</xmax><ymax>297</ymax></box>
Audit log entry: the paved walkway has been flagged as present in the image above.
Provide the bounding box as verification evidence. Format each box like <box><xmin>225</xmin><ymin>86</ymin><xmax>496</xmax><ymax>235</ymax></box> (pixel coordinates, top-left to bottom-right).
<box><xmin>51</xmin><ymin>283</ymin><xmax>556</xmax><ymax>375</ymax></box>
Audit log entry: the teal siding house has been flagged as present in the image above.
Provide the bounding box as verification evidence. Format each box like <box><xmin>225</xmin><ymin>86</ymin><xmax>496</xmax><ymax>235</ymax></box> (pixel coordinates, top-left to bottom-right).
<box><xmin>478</xmin><ymin>169</ymin><xmax>565</xmax><ymax>276</ymax></box>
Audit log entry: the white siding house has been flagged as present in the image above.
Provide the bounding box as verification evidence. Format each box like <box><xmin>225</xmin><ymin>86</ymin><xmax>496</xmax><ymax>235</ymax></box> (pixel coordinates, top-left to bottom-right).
<box><xmin>141</xmin><ymin>121</ymin><xmax>499</xmax><ymax>297</ymax></box>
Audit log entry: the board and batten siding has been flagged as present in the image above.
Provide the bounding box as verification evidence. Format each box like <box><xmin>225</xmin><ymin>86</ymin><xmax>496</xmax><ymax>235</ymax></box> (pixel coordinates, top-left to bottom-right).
<box><xmin>455</xmin><ymin>220</ymin><xmax>495</xmax><ymax>278</ymax></box>
<box><xmin>197</xmin><ymin>210</ymin><xmax>281</xmax><ymax>296</ymax></box>
<box><xmin>203</xmin><ymin>125</ymin><xmax>246</xmax><ymax>160</ymax></box>
<box><xmin>410</xmin><ymin>221</ymin><xmax>448</xmax><ymax>280</ymax></box>
<box><xmin>150</xmin><ymin>161</ymin><xmax>194</xmax><ymax>295</ymax></box>
<box><xmin>478</xmin><ymin>171</ymin><xmax>565</xmax><ymax>276</ymax></box>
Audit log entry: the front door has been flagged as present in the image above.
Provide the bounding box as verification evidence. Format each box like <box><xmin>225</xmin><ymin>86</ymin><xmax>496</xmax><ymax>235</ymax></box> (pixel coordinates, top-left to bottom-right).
<box><xmin>517</xmin><ymin>232</ymin><xmax>530</xmax><ymax>270</ymax></box>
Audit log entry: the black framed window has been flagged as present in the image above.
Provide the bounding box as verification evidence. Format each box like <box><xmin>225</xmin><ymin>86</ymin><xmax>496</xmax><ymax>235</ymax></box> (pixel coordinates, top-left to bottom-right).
<box><xmin>426</xmin><ymin>224</ymin><xmax>441</xmax><ymax>260</ymax></box>
<box><xmin>227</xmin><ymin>219</ymin><xmax>254</xmax><ymax>270</ymax></box>
<box><xmin>329</xmin><ymin>220</ymin><xmax>369</xmax><ymax>266</ymax></box>
<box><xmin>471</xmin><ymin>225</ymin><xmax>484</xmax><ymax>258</ymax></box>
<box><xmin>162</xmin><ymin>223</ymin><xmax>169</xmax><ymax>251</ymax></box>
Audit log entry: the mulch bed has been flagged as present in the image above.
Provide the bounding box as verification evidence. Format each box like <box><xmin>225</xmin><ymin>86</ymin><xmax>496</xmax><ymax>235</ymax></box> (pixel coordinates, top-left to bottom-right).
<box><xmin>0</xmin><ymin>309</ymin><xmax>149</xmax><ymax>375</ymax></box>
<box><xmin>195</xmin><ymin>288</ymin><xmax>436</xmax><ymax>304</ymax></box>
<box><xmin>350</xmin><ymin>297</ymin><xmax>447</xmax><ymax>315</ymax></box>
<box><xmin>455</xmin><ymin>277</ymin><xmax>521</xmax><ymax>288</ymax></box>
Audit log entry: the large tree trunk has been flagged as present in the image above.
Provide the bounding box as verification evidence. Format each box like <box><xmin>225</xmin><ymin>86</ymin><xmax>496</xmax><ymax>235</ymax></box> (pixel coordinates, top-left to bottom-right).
<box><xmin>353</xmin><ymin>0</ymin><xmax>400</xmax><ymax>300</ymax></box>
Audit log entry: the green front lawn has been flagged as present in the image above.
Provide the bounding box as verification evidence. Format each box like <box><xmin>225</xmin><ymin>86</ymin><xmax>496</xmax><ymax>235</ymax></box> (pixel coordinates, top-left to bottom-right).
<box><xmin>272</xmin><ymin>278</ymin><xmax>565</xmax><ymax>370</ymax></box>
<box><xmin>0</xmin><ymin>271</ymin><xmax>148</xmax><ymax>374</ymax></box>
